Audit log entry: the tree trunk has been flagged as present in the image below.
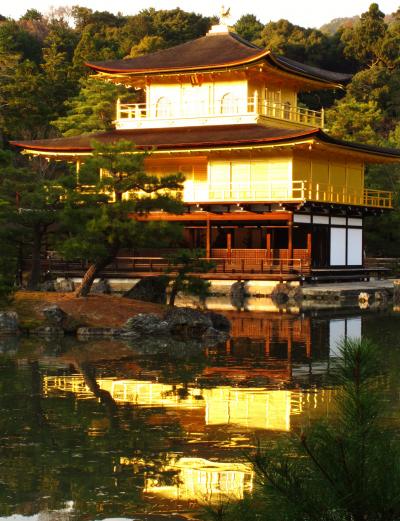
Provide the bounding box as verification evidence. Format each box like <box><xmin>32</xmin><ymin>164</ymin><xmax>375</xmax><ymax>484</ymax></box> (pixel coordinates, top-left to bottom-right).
<box><xmin>75</xmin><ymin>258</ymin><xmax>109</xmax><ymax>298</ymax></box>
<box><xmin>168</xmin><ymin>283</ymin><xmax>178</xmax><ymax>306</ymax></box>
<box><xmin>27</xmin><ymin>227</ymin><xmax>43</xmax><ymax>290</ymax></box>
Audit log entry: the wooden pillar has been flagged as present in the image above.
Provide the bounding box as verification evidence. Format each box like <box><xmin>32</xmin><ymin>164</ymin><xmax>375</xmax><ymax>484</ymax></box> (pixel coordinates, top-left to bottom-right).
<box><xmin>288</xmin><ymin>221</ymin><xmax>293</xmax><ymax>261</ymax></box>
<box><xmin>307</xmin><ymin>232</ymin><xmax>312</xmax><ymax>267</ymax></box>
<box><xmin>306</xmin><ymin>336</ymin><xmax>311</xmax><ymax>358</ymax></box>
<box><xmin>227</xmin><ymin>232</ymin><xmax>232</xmax><ymax>257</ymax></box>
<box><xmin>266</xmin><ymin>233</ymin><xmax>271</xmax><ymax>261</ymax></box>
<box><xmin>206</xmin><ymin>218</ymin><xmax>211</xmax><ymax>258</ymax></box>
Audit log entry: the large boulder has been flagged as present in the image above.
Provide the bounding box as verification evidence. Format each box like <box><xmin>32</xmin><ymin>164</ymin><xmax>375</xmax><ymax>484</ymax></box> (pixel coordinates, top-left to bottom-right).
<box><xmin>164</xmin><ymin>307</ymin><xmax>212</xmax><ymax>337</ymax></box>
<box><xmin>230</xmin><ymin>281</ymin><xmax>249</xmax><ymax>310</ymax></box>
<box><xmin>42</xmin><ymin>304</ymin><xmax>80</xmax><ymax>334</ymax></box>
<box><xmin>54</xmin><ymin>278</ymin><xmax>75</xmax><ymax>292</ymax></box>
<box><xmin>0</xmin><ymin>311</ymin><xmax>19</xmax><ymax>335</ymax></box>
<box><xmin>43</xmin><ymin>305</ymin><xmax>67</xmax><ymax>325</ymax></box>
<box><xmin>271</xmin><ymin>283</ymin><xmax>303</xmax><ymax>305</ymax></box>
<box><xmin>202</xmin><ymin>327</ymin><xmax>229</xmax><ymax>346</ymax></box>
<box><xmin>38</xmin><ymin>280</ymin><xmax>56</xmax><ymax>292</ymax></box>
<box><xmin>124</xmin><ymin>276</ymin><xmax>169</xmax><ymax>304</ymax></box>
<box><xmin>205</xmin><ymin>311</ymin><xmax>231</xmax><ymax>333</ymax></box>
<box><xmin>123</xmin><ymin>313</ymin><xmax>169</xmax><ymax>336</ymax></box>
<box><xmin>91</xmin><ymin>278</ymin><xmax>111</xmax><ymax>295</ymax></box>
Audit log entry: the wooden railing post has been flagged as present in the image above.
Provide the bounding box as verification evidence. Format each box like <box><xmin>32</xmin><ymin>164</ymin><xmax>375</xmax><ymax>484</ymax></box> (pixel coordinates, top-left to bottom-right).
<box><xmin>116</xmin><ymin>97</ymin><xmax>121</xmax><ymax>120</ymax></box>
<box><xmin>206</xmin><ymin>219</ymin><xmax>211</xmax><ymax>258</ymax></box>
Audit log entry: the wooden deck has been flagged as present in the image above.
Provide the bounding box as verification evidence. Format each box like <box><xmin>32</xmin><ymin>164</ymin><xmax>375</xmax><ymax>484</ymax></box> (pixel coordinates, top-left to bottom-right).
<box><xmin>25</xmin><ymin>254</ymin><xmax>389</xmax><ymax>283</ymax></box>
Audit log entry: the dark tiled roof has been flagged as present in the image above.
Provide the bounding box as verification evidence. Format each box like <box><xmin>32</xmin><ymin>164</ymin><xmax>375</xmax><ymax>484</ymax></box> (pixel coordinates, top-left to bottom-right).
<box><xmin>271</xmin><ymin>55</ymin><xmax>352</xmax><ymax>85</ymax></box>
<box><xmin>10</xmin><ymin>125</ymin><xmax>400</xmax><ymax>159</ymax></box>
<box><xmin>86</xmin><ymin>31</ymin><xmax>352</xmax><ymax>85</ymax></box>
<box><xmin>87</xmin><ymin>32</ymin><xmax>263</xmax><ymax>72</ymax></box>
<box><xmin>10</xmin><ymin>125</ymin><xmax>318</xmax><ymax>152</ymax></box>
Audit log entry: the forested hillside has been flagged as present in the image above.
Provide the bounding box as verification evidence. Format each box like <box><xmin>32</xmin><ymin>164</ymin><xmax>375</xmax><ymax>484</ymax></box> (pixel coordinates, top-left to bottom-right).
<box><xmin>0</xmin><ymin>2</ymin><xmax>400</xmax><ymax>258</ymax></box>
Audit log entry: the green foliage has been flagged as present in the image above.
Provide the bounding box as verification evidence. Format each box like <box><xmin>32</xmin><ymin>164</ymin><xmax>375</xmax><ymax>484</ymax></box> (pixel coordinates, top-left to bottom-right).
<box><xmin>326</xmin><ymin>95</ymin><xmax>384</xmax><ymax>143</ymax></box>
<box><xmin>220</xmin><ymin>338</ymin><xmax>400</xmax><ymax>521</ymax></box>
<box><xmin>0</xmin><ymin>19</ymin><xmax>42</xmax><ymax>62</ymax></box>
<box><xmin>234</xmin><ymin>14</ymin><xmax>263</xmax><ymax>43</ymax></box>
<box><xmin>256</xmin><ymin>19</ymin><xmax>348</xmax><ymax>71</ymax></box>
<box><xmin>166</xmin><ymin>249</ymin><xmax>215</xmax><ymax>306</ymax></box>
<box><xmin>0</xmin><ymin>199</ymin><xmax>17</xmax><ymax>303</ymax></box>
<box><xmin>59</xmin><ymin>141</ymin><xmax>184</xmax><ymax>296</ymax></box>
<box><xmin>126</xmin><ymin>35</ymin><xmax>167</xmax><ymax>58</ymax></box>
<box><xmin>53</xmin><ymin>76</ymin><xmax>132</xmax><ymax>136</ymax></box>
<box><xmin>341</xmin><ymin>3</ymin><xmax>387</xmax><ymax>68</ymax></box>
<box><xmin>20</xmin><ymin>9</ymin><xmax>43</xmax><ymax>22</ymax></box>
<box><xmin>0</xmin><ymin>149</ymin><xmax>68</xmax><ymax>288</ymax></box>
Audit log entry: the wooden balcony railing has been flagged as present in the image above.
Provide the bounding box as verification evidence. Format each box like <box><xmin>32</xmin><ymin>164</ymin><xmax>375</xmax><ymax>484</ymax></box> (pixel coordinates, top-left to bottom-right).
<box><xmin>116</xmin><ymin>97</ymin><xmax>324</xmax><ymax>128</ymax></box>
<box><xmin>187</xmin><ymin>181</ymin><xmax>392</xmax><ymax>208</ymax></box>
<box><xmin>31</xmin><ymin>253</ymin><xmax>311</xmax><ymax>278</ymax></box>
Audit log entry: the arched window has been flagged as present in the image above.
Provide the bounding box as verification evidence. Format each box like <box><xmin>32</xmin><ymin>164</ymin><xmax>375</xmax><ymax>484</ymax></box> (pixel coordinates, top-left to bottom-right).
<box><xmin>283</xmin><ymin>101</ymin><xmax>291</xmax><ymax>120</ymax></box>
<box><xmin>156</xmin><ymin>97</ymin><xmax>172</xmax><ymax>117</ymax></box>
<box><xmin>220</xmin><ymin>93</ymin><xmax>238</xmax><ymax>114</ymax></box>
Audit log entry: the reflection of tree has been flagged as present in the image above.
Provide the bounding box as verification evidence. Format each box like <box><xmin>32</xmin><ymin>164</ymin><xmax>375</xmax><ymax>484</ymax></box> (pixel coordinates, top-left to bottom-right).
<box><xmin>78</xmin><ymin>361</ymin><xmax>119</xmax><ymax>430</ymax></box>
<box><xmin>139</xmin><ymin>351</ymin><xmax>207</xmax><ymax>399</ymax></box>
<box><xmin>0</xmin><ymin>357</ymin><xmax>185</xmax><ymax>519</ymax></box>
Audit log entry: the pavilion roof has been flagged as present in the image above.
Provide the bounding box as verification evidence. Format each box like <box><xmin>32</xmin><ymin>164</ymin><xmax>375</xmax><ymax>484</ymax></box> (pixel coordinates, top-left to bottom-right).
<box><xmin>10</xmin><ymin>124</ymin><xmax>400</xmax><ymax>160</ymax></box>
<box><xmin>86</xmin><ymin>31</ymin><xmax>352</xmax><ymax>86</ymax></box>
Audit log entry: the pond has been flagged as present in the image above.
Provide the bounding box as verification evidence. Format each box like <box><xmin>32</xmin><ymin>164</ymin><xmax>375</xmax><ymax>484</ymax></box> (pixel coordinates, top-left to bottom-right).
<box><xmin>1</xmin><ymin>309</ymin><xmax>400</xmax><ymax>521</ymax></box>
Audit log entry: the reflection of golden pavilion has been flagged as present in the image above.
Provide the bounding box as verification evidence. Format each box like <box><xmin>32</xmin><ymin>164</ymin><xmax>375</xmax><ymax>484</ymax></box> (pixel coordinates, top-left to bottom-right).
<box><xmin>43</xmin><ymin>376</ymin><xmax>333</xmax><ymax>432</ymax></box>
<box><xmin>121</xmin><ymin>456</ymin><xmax>253</xmax><ymax>503</ymax></box>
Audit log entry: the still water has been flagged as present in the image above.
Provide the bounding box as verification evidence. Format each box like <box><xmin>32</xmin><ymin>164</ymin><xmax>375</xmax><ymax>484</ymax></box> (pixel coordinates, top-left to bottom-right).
<box><xmin>1</xmin><ymin>309</ymin><xmax>400</xmax><ymax>521</ymax></box>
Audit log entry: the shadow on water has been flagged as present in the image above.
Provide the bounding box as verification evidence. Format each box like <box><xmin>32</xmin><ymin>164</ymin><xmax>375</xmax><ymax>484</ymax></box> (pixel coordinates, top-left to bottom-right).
<box><xmin>1</xmin><ymin>308</ymin><xmax>400</xmax><ymax>520</ymax></box>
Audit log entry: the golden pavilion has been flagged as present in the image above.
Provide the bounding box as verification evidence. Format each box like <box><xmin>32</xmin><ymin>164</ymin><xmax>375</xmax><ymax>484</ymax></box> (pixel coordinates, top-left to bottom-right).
<box><xmin>12</xmin><ymin>16</ymin><xmax>400</xmax><ymax>282</ymax></box>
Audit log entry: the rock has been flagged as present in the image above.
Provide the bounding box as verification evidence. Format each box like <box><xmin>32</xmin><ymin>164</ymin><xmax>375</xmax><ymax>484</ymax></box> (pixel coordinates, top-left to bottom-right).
<box><xmin>91</xmin><ymin>278</ymin><xmax>111</xmax><ymax>295</ymax></box>
<box><xmin>42</xmin><ymin>304</ymin><xmax>80</xmax><ymax>334</ymax></box>
<box><xmin>38</xmin><ymin>280</ymin><xmax>56</xmax><ymax>292</ymax></box>
<box><xmin>43</xmin><ymin>305</ymin><xmax>67</xmax><ymax>325</ymax></box>
<box><xmin>0</xmin><ymin>311</ymin><xmax>19</xmax><ymax>335</ymax></box>
<box><xmin>205</xmin><ymin>311</ymin><xmax>231</xmax><ymax>332</ymax></box>
<box><xmin>54</xmin><ymin>278</ymin><xmax>75</xmax><ymax>292</ymax></box>
<box><xmin>202</xmin><ymin>327</ymin><xmax>229</xmax><ymax>346</ymax></box>
<box><xmin>124</xmin><ymin>276</ymin><xmax>169</xmax><ymax>304</ymax></box>
<box><xmin>164</xmin><ymin>307</ymin><xmax>212</xmax><ymax>337</ymax></box>
<box><xmin>32</xmin><ymin>325</ymin><xmax>64</xmax><ymax>337</ymax></box>
<box><xmin>123</xmin><ymin>313</ymin><xmax>169</xmax><ymax>336</ymax></box>
<box><xmin>77</xmin><ymin>327</ymin><xmax>121</xmax><ymax>338</ymax></box>
<box><xmin>230</xmin><ymin>281</ymin><xmax>249</xmax><ymax>310</ymax></box>
<box><xmin>271</xmin><ymin>283</ymin><xmax>302</xmax><ymax>305</ymax></box>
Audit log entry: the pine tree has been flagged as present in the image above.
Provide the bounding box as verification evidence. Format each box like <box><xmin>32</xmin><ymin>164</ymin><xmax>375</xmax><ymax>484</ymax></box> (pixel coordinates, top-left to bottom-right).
<box><xmin>53</xmin><ymin>76</ymin><xmax>133</xmax><ymax>136</ymax></box>
<box><xmin>59</xmin><ymin>141</ymin><xmax>185</xmax><ymax>297</ymax></box>
<box><xmin>220</xmin><ymin>338</ymin><xmax>400</xmax><ymax>521</ymax></box>
<box><xmin>166</xmin><ymin>250</ymin><xmax>215</xmax><ymax>306</ymax></box>
<box><xmin>0</xmin><ymin>150</ymin><xmax>67</xmax><ymax>289</ymax></box>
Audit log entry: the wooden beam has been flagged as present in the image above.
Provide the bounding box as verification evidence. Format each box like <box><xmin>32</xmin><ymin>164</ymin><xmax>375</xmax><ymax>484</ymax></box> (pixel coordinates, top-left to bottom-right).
<box><xmin>135</xmin><ymin>211</ymin><xmax>293</xmax><ymax>222</ymax></box>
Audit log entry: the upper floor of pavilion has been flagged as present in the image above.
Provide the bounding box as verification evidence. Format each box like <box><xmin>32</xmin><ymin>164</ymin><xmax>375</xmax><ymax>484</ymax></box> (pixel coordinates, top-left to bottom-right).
<box><xmin>86</xmin><ymin>23</ymin><xmax>352</xmax><ymax>131</ymax></box>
